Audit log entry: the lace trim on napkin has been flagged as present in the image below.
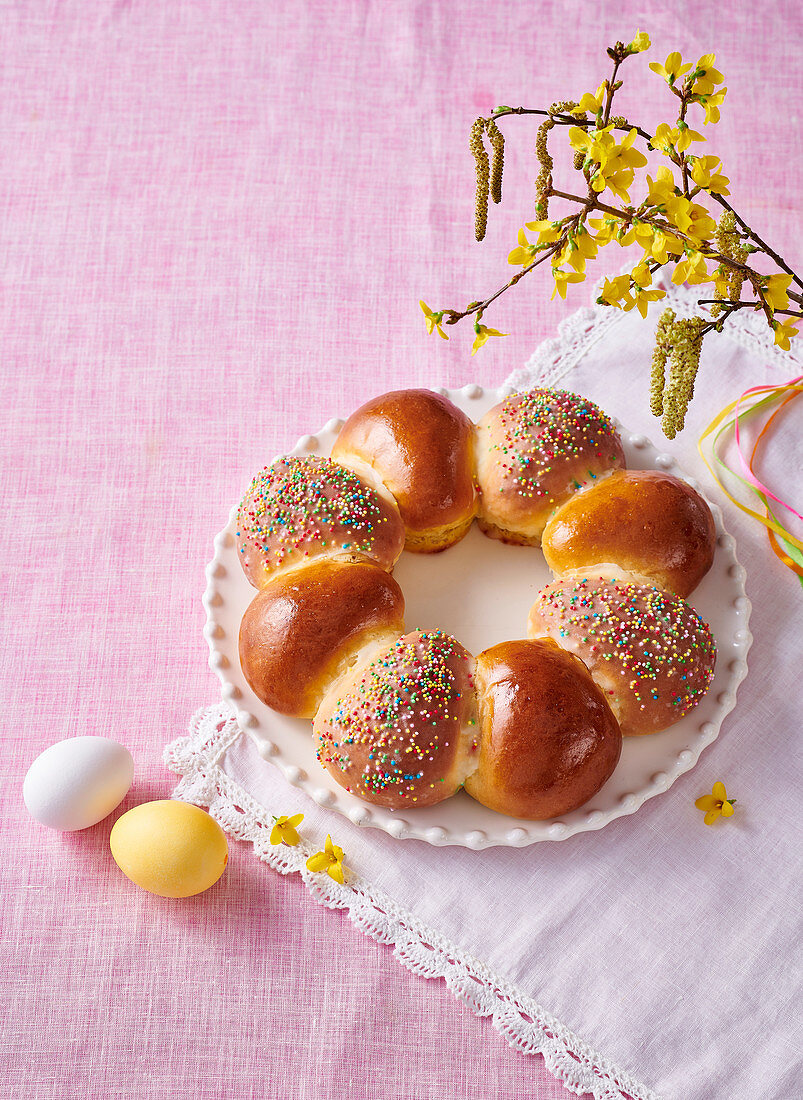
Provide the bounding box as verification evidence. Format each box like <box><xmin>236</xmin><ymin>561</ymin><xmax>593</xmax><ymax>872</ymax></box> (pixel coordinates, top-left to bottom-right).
<box><xmin>509</xmin><ymin>277</ymin><xmax>801</xmax><ymax>393</ymax></box>
<box><xmin>166</xmin><ymin>704</ymin><xmax>657</xmax><ymax>1100</ymax></box>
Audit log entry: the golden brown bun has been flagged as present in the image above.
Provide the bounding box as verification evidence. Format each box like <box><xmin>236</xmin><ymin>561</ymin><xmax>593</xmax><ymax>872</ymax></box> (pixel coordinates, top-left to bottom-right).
<box><xmin>235</xmin><ymin>456</ymin><xmax>405</xmax><ymax>588</ymax></box>
<box><xmin>313</xmin><ymin>629</ymin><xmax>478</xmax><ymax>809</ymax></box>
<box><xmin>331</xmin><ymin>389</ymin><xmax>477</xmax><ymax>552</ymax></box>
<box><xmin>527</xmin><ymin>573</ymin><xmax>717</xmax><ymax>736</ymax></box>
<box><xmin>475</xmin><ymin>389</ymin><xmax>625</xmax><ymax>544</ymax></box>
<box><xmin>239</xmin><ymin>561</ymin><xmax>405</xmax><ymax>718</ymax></box>
<box><xmin>464</xmin><ymin>639</ymin><xmax>621</xmax><ymax>820</ymax></box>
<box><xmin>542</xmin><ymin>470</ymin><xmax>715</xmax><ymax>597</ymax></box>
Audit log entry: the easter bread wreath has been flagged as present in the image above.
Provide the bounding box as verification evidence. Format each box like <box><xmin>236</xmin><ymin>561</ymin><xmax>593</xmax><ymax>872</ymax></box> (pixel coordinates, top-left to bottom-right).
<box><xmin>226</xmin><ymin>387</ymin><xmax>729</xmax><ymax>838</ymax></box>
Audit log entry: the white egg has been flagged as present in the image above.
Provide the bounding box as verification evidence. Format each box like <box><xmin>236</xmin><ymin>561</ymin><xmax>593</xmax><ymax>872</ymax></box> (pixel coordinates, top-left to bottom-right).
<box><xmin>23</xmin><ymin>737</ymin><xmax>134</xmax><ymax>831</ymax></box>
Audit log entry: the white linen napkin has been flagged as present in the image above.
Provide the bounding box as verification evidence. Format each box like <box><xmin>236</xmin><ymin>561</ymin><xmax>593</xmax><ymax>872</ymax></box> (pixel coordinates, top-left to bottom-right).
<box><xmin>168</xmin><ymin>283</ymin><xmax>803</xmax><ymax>1100</ymax></box>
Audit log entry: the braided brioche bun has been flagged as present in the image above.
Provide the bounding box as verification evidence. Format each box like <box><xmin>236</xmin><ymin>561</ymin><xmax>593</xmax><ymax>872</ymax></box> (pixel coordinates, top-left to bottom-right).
<box><xmin>313</xmin><ymin>629</ymin><xmax>479</xmax><ymax>809</ymax></box>
<box><xmin>236</xmin><ymin>455</ymin><xmax>405</xmax><ymax>588</ymax></box>
<box><xmin>464</xmin><ymin>638</ymin><xmax>621</xmax><ymax>820</ymax></box>
<box><xmin>331</xmin><ymin>389</ymin><xmax>477</xmax><ymax>552</ymax></box>
<box><xmin>475</xmin><ymin>388</ymin><xmax>625</xmax><ymax>545</ymax></box>
<box><xmin>542</xmin><ymin>470</ymin><xmax>715</xmax><ymax>597</ymax></box>
<box><xmin>239</xmin><ymin>561</ymin><xmax>405</xmax><ymax>719</ymax></box>
<box><xmin>527</xmin><ymin>573</ymin><xmax>716</xmax><ymax>737</ymax></box>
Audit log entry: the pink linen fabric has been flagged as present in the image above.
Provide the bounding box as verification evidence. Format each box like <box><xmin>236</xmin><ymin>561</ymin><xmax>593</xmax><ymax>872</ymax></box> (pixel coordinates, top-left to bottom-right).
<box><xmin>2</xmin><ymin>2</ymin><xmax>801</xmax><ymax>1098</ymax></box>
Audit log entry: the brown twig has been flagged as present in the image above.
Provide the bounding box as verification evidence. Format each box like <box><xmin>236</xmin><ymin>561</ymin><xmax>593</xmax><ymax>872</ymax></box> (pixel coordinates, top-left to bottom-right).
<box><xmin>442</xmin><ymin>241</ymin><xmax>566</xmax><ymax>324</ymax></box>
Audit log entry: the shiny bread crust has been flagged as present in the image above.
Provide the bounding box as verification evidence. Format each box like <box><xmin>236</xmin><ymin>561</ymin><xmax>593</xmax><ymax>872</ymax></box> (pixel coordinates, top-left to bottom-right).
<box><xmin>239</xmin><ymin>561</ymin><xmax>405</xmax><ymax>718</ymax></box>
<box><xmin>465</xmin><ymin>638</ymin><xmax>621</xmax><ymax>820</ymax></box>
<box><xmin>542</xmin><ymin>470</ymin><xmax>715</xmax><ymax>597</ymax></box>
<box><xmin>331</xmin><ymin>389</ymin><xmax>478</xmax><ymax>550</ymax></box>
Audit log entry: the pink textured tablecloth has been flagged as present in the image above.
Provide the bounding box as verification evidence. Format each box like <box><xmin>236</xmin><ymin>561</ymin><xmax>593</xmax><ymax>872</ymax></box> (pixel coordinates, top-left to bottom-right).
<box><xmin>3</xmin><ymin>3</ymin><xmax>801</xmax><ymax>1098</ymax></box>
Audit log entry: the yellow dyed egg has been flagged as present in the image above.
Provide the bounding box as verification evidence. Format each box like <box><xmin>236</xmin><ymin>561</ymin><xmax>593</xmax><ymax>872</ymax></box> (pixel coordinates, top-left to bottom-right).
<box><xmin>110</xmin><ymin>800</ymin><xmax>228</xmax><ymax>898</ymax></box>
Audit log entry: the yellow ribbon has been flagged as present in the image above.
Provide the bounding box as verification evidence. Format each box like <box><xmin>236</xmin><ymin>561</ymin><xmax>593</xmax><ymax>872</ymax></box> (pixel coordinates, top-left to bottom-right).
<box><xmin>698</xmin><ymin>380</ymin><xmax>803</xmax><ymax>583</ymax></box>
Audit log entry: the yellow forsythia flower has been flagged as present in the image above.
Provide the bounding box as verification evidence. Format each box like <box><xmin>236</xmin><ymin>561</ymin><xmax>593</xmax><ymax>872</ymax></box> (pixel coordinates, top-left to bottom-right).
<box><xmin>695</xmin><ymin>782</ymin><xmax>736</xmax><ymax>826</ymax></box>
<box><xmin>631</xmin><ymin>285</ymin><xmax>667</xmax><ymax>318</ymax></box>
<box><xmin>672</xmin><ymin>249</ymin><xmax>710</xmax><ymax>286</ymax></box>
<box><xmin>647</xmin><ymin>227</ymin><xmax>683</xmax><ymax>264</ymax></box>
<box><xmin>270</xmin><ymin>813</ymin><xmax>305</xmax><ymax>846</ymax></box>
<box><xmin>589</xmin><ymin>129</ymin><xmax>647</xmax><ymax>203</ymax></box>
<box><xmin>599</xmin><ymin>273</ymin><xmax>632</xmax><ymax>307</ymax></box>
<box><xmin>761</xmin><ymin>274</ymin><xmax>794</xmax><ymax>313</ymax></box>
<box><xmin>306</xmin><ymin>834</ymin><xmax>347</xmax><ymax>884</ymax></box>
<box><xmin>651</xmin><ymin>123</ymin><xmax>677</xmax><ymax>155</ymax></box>
<box><xmin>686</xmin><ymin>203</ymin><xmax>717</xmax><ymax>242</ymax></box>
<box><xmin>649</xmin><ymin>52</ymin><xmax>692</xmax><ymax>84</ymax></box>
<box><xmin>598</xmin><ymin>167</ymin><xmax>634</xmax><ymax>203</ymax></box>
<box><xmin>551</xmin><ymin>267</ymin><xmax>585</xmax><ymax>300</ymax></box>
<box><xmin>613</xmin><ymin>128</ymin><xmax>645</xmax><ymax>169</ymax></box>
<box><xmin>631</xmin><ymin>260</ymin><xmax>652</xmax><ymax>288</ymax></box>
<box><xmin>419</xmin><ymin>301</ymin><xmax>449</xmax><ymax>340</ymax></box>
<box><xmin>568</xmin><ymin>123</ymin><xmax>615</xmax><ymax>167</ymax></box>
<box><xmin>689</xmin><ymin>155</ymin><xmax>730</xmax><ymax>195</ymax></box>
<box><xmin>653</xmin><ymin>122</ymin><xmax>705</xmax><ymax>155</ymax></box>
<box><xmin>524</xmin><ymin>219</ymin><xmax>564</xmax><ymax>245</ymax></box>
<box><xmin>628</xmin><ymin>30</ymin><xmax>650</xmax><ymax>54</ymax></box>
<box><xmin>574</xmin><ymin>81</ymin><xmax>607</xmax><ymax>116</ymax></box>
<box><xmin>772</xmin><ymin>319</ymin><xmax>800</xmax><ymax>351</ymax></box>
<box><xmin>508</xmin><ymin>228</ymin><xmax>538</xmax><ymax>267</ymax></box>
<box><xmin>589</xmin><ymin>216</ymin><xmax>623</xmax><ymax>247</ymax></box>
<box><xmin>471</xmin><ymin>323</ymin><xmax>508</xmax><ymax>354</ymax></box>
<box><xmin>699</xmin><ymin>89</ymin><xmax>727</xmax><ymax>125</ymax></box>
<box><xmin>645</xmin><ymin>165</ymin><xmax>677</xmax><ymax>206</ymax></box>
<box><xmin>555</xmin><ymin>226</ymin><xmax>598</xmax><ymax>274</ymax></box>
<box><xmin>692</xmin><ymin>53</ymin><xmax>724</xmax><ymax>96</ymax></box>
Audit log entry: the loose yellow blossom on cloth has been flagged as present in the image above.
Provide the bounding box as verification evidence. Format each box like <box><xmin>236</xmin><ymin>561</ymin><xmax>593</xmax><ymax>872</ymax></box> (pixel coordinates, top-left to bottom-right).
<box><xmin>306</xmin><ymin>834</ymin><xmax>347</xmax><ymax>884</ymax></box>
<box><xmin>419</xmin><ymin>300</ymin><xmax>449</xmax><ymax>340</ymax></box>
<box><xmin>695</xmin><ymin>782</ymin><xmax>736</xmax><ymax>826</ymax></box>
<box><xmin>270</xmin><ymin>813</ymin><xmax>305</xmax><ymax>846</ymax></box>
<box><xmin>471</xmin><ymin>322</ymin><xmax>507</xmax><ymax>354</ymax></box>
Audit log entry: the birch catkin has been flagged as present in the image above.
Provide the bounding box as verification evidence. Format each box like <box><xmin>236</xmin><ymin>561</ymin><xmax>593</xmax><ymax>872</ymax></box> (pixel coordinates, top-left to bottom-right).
<box><xmin>469</xmin><ymin>118</ymin><xmax>490</xmax><ymax>241</ymax></box>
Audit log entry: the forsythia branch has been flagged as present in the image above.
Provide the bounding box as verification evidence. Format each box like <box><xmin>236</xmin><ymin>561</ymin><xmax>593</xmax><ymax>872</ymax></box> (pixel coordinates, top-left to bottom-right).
<box><xmin>422</xmin><ymin>32</ymin><xmax>801</xmax><ymax>436</ymax></box>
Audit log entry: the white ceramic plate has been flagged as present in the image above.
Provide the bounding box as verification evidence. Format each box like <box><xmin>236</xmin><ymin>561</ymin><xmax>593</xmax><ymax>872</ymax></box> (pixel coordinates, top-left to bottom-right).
<box><xmin>203</xmin><ymin>384</ymin><xmax>752</xmax><ymax>848</ymax></box>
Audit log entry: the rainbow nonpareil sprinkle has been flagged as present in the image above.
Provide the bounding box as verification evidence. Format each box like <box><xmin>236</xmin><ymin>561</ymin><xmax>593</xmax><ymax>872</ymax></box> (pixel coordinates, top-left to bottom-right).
<box><xmin>698</xmin><ymin>377</ymin><xmax>803</xmax><ymax>588</ymax></box>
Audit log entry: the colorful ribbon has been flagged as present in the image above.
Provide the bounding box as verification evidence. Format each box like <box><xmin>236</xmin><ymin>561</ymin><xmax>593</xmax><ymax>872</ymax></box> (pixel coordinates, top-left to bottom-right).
<box><xmin>698</xmin><ymin>376</ymin><xmax>803</xmax><ymax>588</ymax></box>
